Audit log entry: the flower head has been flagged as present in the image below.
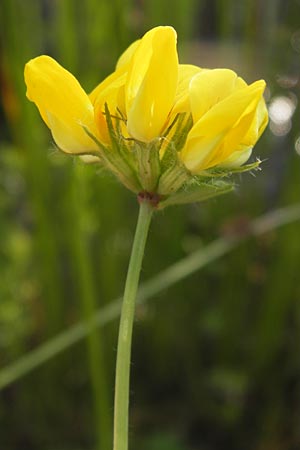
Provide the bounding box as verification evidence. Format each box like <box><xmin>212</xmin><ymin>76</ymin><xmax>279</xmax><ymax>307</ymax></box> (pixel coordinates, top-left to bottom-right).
<box><xmin>24</xmin><ymin>26</ymin><xmax>268</xmax><ymax>207</ymax></box>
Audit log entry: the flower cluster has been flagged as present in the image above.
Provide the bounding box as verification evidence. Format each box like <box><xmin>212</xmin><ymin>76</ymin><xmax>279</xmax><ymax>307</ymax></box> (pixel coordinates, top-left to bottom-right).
<box><xmin>24</xmin><ymin>26</ymin><xmax>268</xmax><ymax>208</ymax></box>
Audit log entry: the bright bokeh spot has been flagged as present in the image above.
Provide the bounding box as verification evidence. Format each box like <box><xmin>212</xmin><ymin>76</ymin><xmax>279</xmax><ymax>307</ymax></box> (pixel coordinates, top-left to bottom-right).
<box><xmin>268</xmin><ymin>95</ymin><xmax>297</xmax><ymax>136</ymax></box>
<box><xmin>291</xmin><ymin>29</ymin><xmax>300</xmax><ymax>53</ymax></box>
<box><xmin>295</xmin><ymin>136</ymin><xmax>300</xmax><ymax>156</ymax></box>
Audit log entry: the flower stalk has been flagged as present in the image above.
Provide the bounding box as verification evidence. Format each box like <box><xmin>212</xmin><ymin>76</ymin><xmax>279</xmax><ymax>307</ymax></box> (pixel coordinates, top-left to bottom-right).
<box><xmin>113</xmin><ymin>197</ymin><xmax>154</xmax><ymax>450</ymax></box>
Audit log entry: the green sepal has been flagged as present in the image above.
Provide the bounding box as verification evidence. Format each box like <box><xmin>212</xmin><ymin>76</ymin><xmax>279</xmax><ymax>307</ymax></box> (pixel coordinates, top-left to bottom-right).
<box><xmin>158</xmin><ymin>178</ymin><xmax>234</xmax><ymax>209</ymax></box>
<box><xmin>157</xmin><ymin>162</ymin><xmax>190</xmax><ymax>196</ymax></box>
<box><xmin>160</xmin><ymin>113</ymin><xmax>193</xmax><ymax>171</ymax></box>
<box><xmin>199</xmin><ymin>159</ymin><xmax>262</xmax><ymax>178</ymax></box>
<box><xmin>82</xmin><ymin>124</ymin><xmax>141</xmax><ymax>193</ymax></box>
<box><xmin>135</xmin><ymin>141</ymin><xmax>161</xmax><ymax>192</ymax></box>
<box><xmin>103</xmin><ymin>104</ymin><xmax>139</xmax><ymax>173</ymax></box>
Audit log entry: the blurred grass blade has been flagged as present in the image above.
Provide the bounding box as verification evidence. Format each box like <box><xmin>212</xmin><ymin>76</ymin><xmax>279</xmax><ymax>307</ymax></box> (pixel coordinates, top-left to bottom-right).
<box><xmin>53</xmin><ymin>2</ymin><xmax>113</xmax><ymax>446</ymax></box>
<box><xmin>69</xmin><ymin>165</ymin><xmax>112</xmax><ymax>450</ymax></box>
<box><xmin>0</xmin><ymin>303</ymin><xmax>120</xmax><ymax>391</ymax></box>
<box><xmin>0</xmin><ymin>202</ymin><xmax>300</xmax><ymax>390</ymax></box>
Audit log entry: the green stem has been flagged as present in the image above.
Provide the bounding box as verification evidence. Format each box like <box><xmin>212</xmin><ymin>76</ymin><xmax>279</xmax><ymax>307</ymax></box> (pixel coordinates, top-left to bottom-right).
<box><xmin>113</xmin><ymin>199</ymin><xmax>154</xmax><ymax>450</ymax></box>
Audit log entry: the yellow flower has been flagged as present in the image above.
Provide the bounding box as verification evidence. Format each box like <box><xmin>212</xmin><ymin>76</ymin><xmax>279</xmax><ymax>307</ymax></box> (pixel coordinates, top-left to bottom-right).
<box><xmin>25</xmin><ymin>26</ymin><xmax>177</xmax><ymax>150</ymax></box>
<box><xmin>179</xmin><ymin>69</ymin><xmax>268</xmax><ymax>173</ymax></box>
<box><xmin>24</xmin><ymin>26</ymin><xmax>268</xmax><ymax>206</ymax></box>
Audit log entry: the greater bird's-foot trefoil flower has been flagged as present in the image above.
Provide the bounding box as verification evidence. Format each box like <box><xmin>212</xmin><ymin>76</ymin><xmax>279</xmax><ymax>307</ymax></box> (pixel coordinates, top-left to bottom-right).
<box><xmin>24</xmin><ymin>26</ymin><xmax>268</xmax><ymax>208</ymax></box>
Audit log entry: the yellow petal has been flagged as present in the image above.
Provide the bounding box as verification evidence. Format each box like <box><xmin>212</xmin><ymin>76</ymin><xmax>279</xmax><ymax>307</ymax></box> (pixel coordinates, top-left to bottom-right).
<box><xmin>126</xmin><ymin>26</ymin><xmax>178</xmax><ymax>142</ymax></box>
<box><xmin>125</xmin><ymin>27</ymin><xmax>158</xmax><ymax>111</ymax></box>
<box><xmin>79</xmin><ymin>154</ymin><xmax>101</xmax><ymax>163</ymax></box>
<box><xmin>171</xmin><ymin>64</ymin><xmax>202</xmax><ymax>115</ymax></box>
<box><xmin>25</xmin><ymin>55</ymin><xmax>99</xmax><ymax>154</ymax></box>
<box><xmin>181</xmin><ymin>78</ymin><xmax>266</xmax><ymax>172</ymax></box>
<box><xmin>219</xmin><ymin>97</ymin><xmax>268</xmax><ymax>168</ymax></box>
<box><xmin>217</xmin><ymin>147</ymin><xmax>253</xmax><ymax>168</ymax></box>
<box><xmin>89</xmin><ymin>64</ymin><xmax>128</xmax><ymax>105</ymax></box>
<box><xmin>93</xmin><ymin>70</ymin><xmax>128</xmax><ymax>144</ymax></box>
<box><xmin>239</xmin><ymin>97</ymin><xmax>269</xmax><ymax>148</ymax></box>
<box><xmin>189</xmin><ymin>69</ymin><xmax>239</xmax><ymax>122</ymax></box>
<box><xmin>116</xmin><ymin>40</ymin><xmax>140</xmax><ymax>70</ymax></box>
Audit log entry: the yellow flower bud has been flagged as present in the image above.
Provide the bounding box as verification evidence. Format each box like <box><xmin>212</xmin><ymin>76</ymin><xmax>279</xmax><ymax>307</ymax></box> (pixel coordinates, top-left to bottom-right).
<box><xmin>179</xmin><ymin>69</ymin><xmax>268</xmax><ymax>173</ymax></box>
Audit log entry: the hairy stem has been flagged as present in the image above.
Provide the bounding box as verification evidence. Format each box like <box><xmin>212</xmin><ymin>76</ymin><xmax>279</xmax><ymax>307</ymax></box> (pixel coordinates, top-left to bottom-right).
<box><xmin>113</xmin><ymin>199</ymin><xmax>154</xmax><ymax>450</ymax></box>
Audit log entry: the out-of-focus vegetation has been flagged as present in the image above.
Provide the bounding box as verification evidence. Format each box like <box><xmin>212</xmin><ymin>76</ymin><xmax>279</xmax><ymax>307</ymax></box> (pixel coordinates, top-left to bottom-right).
<box><xmin>0</xmin><ymin>1</ymin><xmax>300</xmax><ymax>449</ymax></box>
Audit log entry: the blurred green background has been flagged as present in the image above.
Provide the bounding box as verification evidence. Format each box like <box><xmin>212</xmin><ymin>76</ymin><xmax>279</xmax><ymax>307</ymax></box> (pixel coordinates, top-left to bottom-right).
<box><xmin>1</xmin><ymin>0</ymin><xmax>300</xmax><ymax>449</ymax></box>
